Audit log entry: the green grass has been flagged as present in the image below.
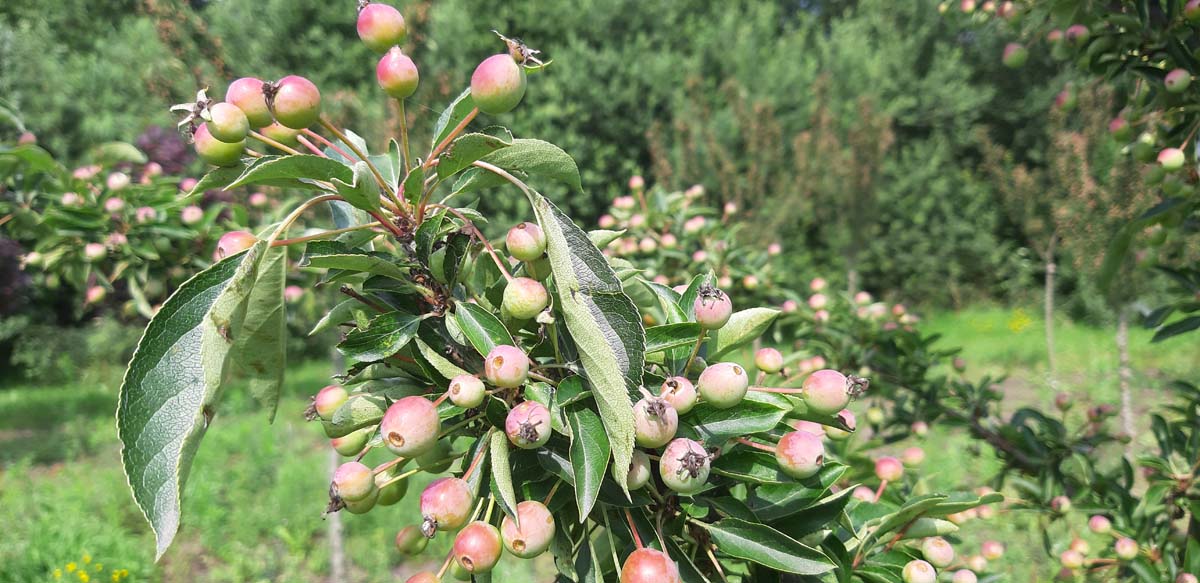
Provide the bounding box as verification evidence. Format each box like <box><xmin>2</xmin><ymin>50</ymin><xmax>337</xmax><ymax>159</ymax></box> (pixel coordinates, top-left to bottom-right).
<box><xmin>0</xmin><ymin>361</ymin><xmax>551</xmax><ymax>582</ymax></box>
<box><xmin>1</xmin><ymin>304</ymin><xmax>1196</xmax><ymax>582</ymax></box>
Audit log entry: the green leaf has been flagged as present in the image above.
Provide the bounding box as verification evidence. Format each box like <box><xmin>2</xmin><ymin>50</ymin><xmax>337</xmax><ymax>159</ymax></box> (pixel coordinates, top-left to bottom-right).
<box><xmin>567</xmin><ymin>403</ymin><xmax>610</xmax><ymax>520</ymax></box>
<box><xmin>337</xmin><ymin>311</ymin><xmax>421</xmax><ymax>362</ymax></box>
<box><xmin>186</xmin><ymin>166</ymin><xmax>246</xmax><ymax>198</ymax></box>
<box><xmin>1152</xmin><ymin>316</ymin><xmax>1200</xmax><ymax>342</ymax></box>
<box><xmin>90</xmin><ymin>141</ymin><xmax>147</xmax><ymax>165</ymax></box>
<box><xmin>588</xmin><ymin>229</ymin><xmax>626</xmax><ymax>249</ymax></box>
<box><xmin>309</xmin><ymin>298</ymin><xmax>367</xmax><ymax>336</ymax></box>
<box><xmin>683</xmin><ymin>401</ymin><xmax>786</xmax><ymax>446</ymax></box>
<box><xmin>227</xmin><ymin>155</ymin><xmax>352</xmax><ymax>189</ymax></box>
<box><xmin>696</xmin><ymin>518</ymin><xmax>833</xmax><ymax>574</ymax></box>
<box><xmin>415</xmin><ymin>337</ymin><xmax>470</xmax><ymax>380</ymax></box>
<box><xmin>645</xmin><ymin>323</ymin><xmax>702</xmax><ymax>354</ymax></box>
<box><xmin>117</xmin><ymin>241</ymin><xmax>272</xmax><ymax>559</ymax></box>
<box><xmin>432</xmin><ymin>88</ymin><xmax>476</xmax><ymax>149</ymax></box>
<box><xmin>300</xmin><ymin>240</ymin><xmax>410</xmax><ymax>280</ymax></box>
<box><xmin>231</xmin><ymin>245</ymin><xmax>287</xmax><ymax>421</ymax></box>
<box><xmin>453</xmin><ymin>300</ymin><xmax>515</xmax><ymax>357</ymax></box>
<box><xmin>489</xmin><ymin>431</ymin><xmax>521</xmax><ymax>527</ymax></box>
<box><xmin>402</xmin><ymin>164</ymin><xmax>425</xmax><ymax>209</ymax></box>
<box><xmin>453</xmin><ymin>139</ymin><xmax>584</xmax><ymax>195</ymax></box>
<box><xmin>711</xmin><ymin>449</ymin><xmax>790</xmax><ymax>484</ymax></box>
<box><xmin>331</xmin><ymin>161</ymin><xmax>382</xmax><ymax>213</ymax></box>
<box><xmin>707</xmin><ymin>308</ymin><xmax>779</xmax><ymax>359</ymax></box>
<box><xmin>516</xmin><ymin>183</ymin><xmax>643</xmax><ymax>495</ymax></box>
<box><xmin>437</xmin><ymin>128</ymin><xmax>514</xmax><ymax>179</ymax></box>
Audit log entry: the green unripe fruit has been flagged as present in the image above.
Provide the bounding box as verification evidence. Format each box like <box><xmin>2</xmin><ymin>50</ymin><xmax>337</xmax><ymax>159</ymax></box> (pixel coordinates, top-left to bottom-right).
<box><xmin>396</xmin><ymin>525</ymin><xmax>429</xmax><ymax>555</ymax></box>
<box><xmin>506</xmin><ymin>222</ymin><xmax>547</xmax><ymax>261</ymax></box>
<box><xmin>1109</xmin><ymin>117</ymin><xmax>1133</xmax><ymax>142</ymax></box>
<box><xmin>1166</xmin><ymin>69</ymin><xmax>1192</xmax><ymax>93</ymax></box>
<box><xmin>375</xmin><ymin>468</ymin><xmax>409</xmax><ymax>506</ymax></box>
<box><xmin>470</xmin><ymin>54</ymin><xmax>527</xmax><ymax>114</ymax></box>
<box><xmin>1001</xmin><ymin>43</ymin><xmax>1028</xmax><ymax>68</ymax></box>
<box><xmin>659</xmin><ymin>438</ymin><xmax>710</xmax><ymax>494</ymax></box>
<box><xmin>330</xmin><ymin>426</ymin><xmax>372</xmax><ymax>456</ymax></box>
<box><xmin>259</xmin><ymin>121</ymin><xmax>302</xmax><ymax>147</ymax></box>
<box><xmin>357</xmin><ymin>2</ymin><xmax>408</xmax><ymax>54</ymax></box>
<box><xmin>207</xmin><ymin>102</ymin><xmax>249</xmax><ymax>143</ymax></box>
<box><xmin>193</xmin><ymin>124</ymin><xmax>244</xmax><ymax>167</ymax></box>
<box><xmin>415</xmin><ymin>438</ymin><xmax>455</xmax><ymax>473</ymax></box>
<box><xmin>502</xmin><ymin>276</ymin><xmax>549</xmax><ymax>319</ymax></box>
<box><xmin>342</xmin><ymin>488</ymin><xmax>379</xmax><ymax>514</ymax></box>
<box><xmin>1133</xmin><ymin>141</ymin><xmax>1158</xmax><ymax>163</ymax></box>
<box><xmin>377</xmin><ymin>47</ymin><xmax>420</xmax><ymax>99</ymax></box>
<box><xmin>448</xmin><ymin>374</ymin><xmax>486</xmax><ymax>408</ymax></box>
<box><xmin>1159</xmin><ymin>147</ymin><xmax>1186</xmax><ymax>170</ymax></box>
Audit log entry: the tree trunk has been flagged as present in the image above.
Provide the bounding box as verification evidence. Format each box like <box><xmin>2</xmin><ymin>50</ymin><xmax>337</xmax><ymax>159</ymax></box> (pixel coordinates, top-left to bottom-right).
<box><xmin>847</xmin><ymin>267</ymin><xmax>859</xmax><ymax>297</ymax></box>
<box><xmin>328</xmin><ymin>349</ymin><xmax>348</xmax><ymax>582</ymax></box>
<box><xmin>1044</xmin><ymin>254</ymin><xmax>1057</xmax><ymax>388</ymax></box>
<box><xmin>1116</xmin><ymin>306</ymin><xmax>1135</xmax><ymax>453</ymax></box>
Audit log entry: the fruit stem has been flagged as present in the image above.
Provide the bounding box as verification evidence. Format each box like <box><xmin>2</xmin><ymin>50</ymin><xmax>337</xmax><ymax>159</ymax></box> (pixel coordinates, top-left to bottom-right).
<box><xmin>873</xmin><ymin>480</ymin><xmax>888</xmax><ymax>503</ymax></box>
<box><xmin>378</xmin><ymin>467</ymin><xmax>423</xmax><ymax>490</ymax></box>
<box><xmin>462</xmin><ymin>430</ymin><xmax>493</xmax><ymax>481</ymax></box>
<box><xmin>528</xmin><ymin>371</ymin><xmax>559</xmax><ymax>386</ymax></box>
<box><xmin>426</xmin><ymin>107</ymin><xmax>479</xmax><ymax>170</ymax></box>
<box><xmin>683</xmin><ymin>330</ymin><xmax>707</xmax><ymax>376</ymax></box>
<box><xmin>426</xmin><ymin>203</ymin><xmax>513</xmax><ymax>282</ymax></box>
<box><xmin>271</xmin><ymin>222</ymin><xmax>384</xmax><ymax>247</ymax></box>
<box><xmin>397</xmin><ymin>98</ymin><xmax>412</xmax><ymax>173</ymax></box>
<box><xmin>543</xmin><ymin>479</ymin><xmax>562</xmax><ymax>505</ymax></box>
<box><xmin>302</xmin><ymin>128</ymin><xmax>355</xmax><ymax>163</ymax></box>
<box><xmin>434</xmin><ymin>550</ymin><xmax>455</xmax><ymax>580</ymax></box>
<box><xmin>317</xmin><ymin>117</ymin><xmax>407</xmax><ymax>215</ymax></box>
<box><xmin>244</xmin><ymin>149</ymin><xmax>264</xmax><ymax>158</ymax></box>
<box><xmin>249</xmin><ymin>130</ymin><xmax>303</xmax><ymax>156</ymax></box>
<box><xmin>734</xmin><ymin>437</ymin><xmax>776</xmax><ymax>453</ymax></box>
<box><xmin>366</xmin><ymin>209</ymin><xmax>406</xmax><ymax>237</ymax></box>
<box><xmin>372</xmin><ymin>456</ymin><xmax>406</xmax><ymax>475</ymax></box>
<box><xmin>624</xmin><ymin>508</ymin><xmax>644</xmax><ymax>549</ymax></box>
<box><xmin>484</xmin><ymin>494</ymin><xmax>496</xmax><ymax>523</ymax></box>
<box><xmin>296</xmin><ymin>135</ymin><xmax>328</xmax><ymax>157</ymax></box>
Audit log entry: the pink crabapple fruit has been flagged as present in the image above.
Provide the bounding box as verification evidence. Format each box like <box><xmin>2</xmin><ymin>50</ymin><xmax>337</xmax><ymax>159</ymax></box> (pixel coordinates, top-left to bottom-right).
<box><xmin>1187</xmin><ymin>0</ymin><xmax>1200</xmax><ymax>20</ymax></box>
<box><xmin>448</xmin><ymin>374</ymin><xmax>486</xmax><ymax>408</ymax></box>
<box><xmin>395</xmin><ymin>525</ymin><xmax>429</xmax><ymax>555</ymax></box>
<box><xmin>506</xmin><ymin>400</ymin><xmax>551</xmax><ymax>449</ymax></box>
<box><xmin>453</xmin><ymin>521</ymin><xmax>503</xmax><ymax>574</ymax></box>
<box><xmin>500</xmin><ymin>500</ymin><xmax>556</xmax><ymax>558</ymax></box>
<box><xmin>484</xmin><ymin>344</ymin><xmax>529</xmax><ymax>388</ymax></box>
<box><xmin>330</xmin><ymin>426</ymin><xmax>372</xmax><ymax>456</ymax></box>
<box><xmin>660</xmin><ymin>438</ymin><xmax>711</xmax><ymax>494</ymax></box>
<box><xmin>1088</xmin><ymin>515</ymin><xmax>1111</xmax><ymax>534</ymax></box>
<box><xmin>633</xmin><ymin>396</ymin><xmax>679</xmax><ymax>448</ymax></box>
<box><xmin>1177</xmin><ymin>575</ymin><xmax>1199</xmax><ymax>583</ymax></box>
<box><xmin>1002</xmin><ymin>42</ymin><xmax>1028</xmax><ymax>68</ymax></box>
<box><xmin>951</xmin><ymin>571</ymin><xmax>978</xmax><ymax>583</ymax></box>
<box><xmin>902</xmin><ymin>559</ymin><xmax>936</xmax><ymax>583</ymax></box>
<box><xmin>1159</xmin><ymin>147</ymin><xmax>1186</xmax><ymax>170</ymax></box>
<box><xmin>1050</xmin><ymin>495</ymin><xmax>1071</xmax><ymax>513</ymax></box>
<box><xmin>697</xmin><ymin>362</ymin><xmax>749</xmax><ymax>409</ymax></box>
<box><xmin>981</xmin><ymin>540</ymin><xmax>1004</xmax><ymax>561</ymax></box>
<box><xmin>620</xmin><ymin>548</ymin><xmax>682</xmax><ymax>583</ymax></box>
<box><xmin>420</xmin><ymin>477</ymin><xmax>474</xmax><ymax>535</ymax></box>
<box><xmin>902</xmin><ymin>446</ymin><xmax>926</xmax><ymax>467</ymax></box>
<box><xmin>506</xmin><ymin>222</ymin><xmax>547</xmax><ymax>261</ymax></box>
<box><xmin>1060</xmin><ymin>549</ymin><xmax>1084</xmax><ymax>569</ymax></box>
<box><xmin>313</xmin><ymin>385</ymin><xmax>348</xmax><ymax>420</ymax></box>
<box><xmin>802</xmin><ymin>369</ymin><xmax>851</xmax><ymax>415</ymax></box>
<box><xmin>1114</xmin><ymin>537</ymin><xmax>1138</xmax><ymax>561</ymax></box>
<box><xmin>377</xmin><ymin>47</ymin><xmax>420</xmax><ymax>99</ymax></box>
<box><xmin>380</xmin><ymin>395</ymin><xmax>441</xmax><ymax>457</ymax></box>
<box><xmin>270</xmin><ymin>75</ymin><xmax>322</xmax><ymax>129</ymax></box>
<box><xmin>214</xmin><ymin>231</ymin><xmax>258</xmax><ymax>260</ymax></box>
<box><xmin>357</xmin><ymin>2</ymin><xmax>407</xmax><ymax>53</ymax></box>
<box><xmin>332</xmin><ymin>461</ymin><xmax>376</xmax><ymax>502</ymax></box>
<box><xmin>875</xmin><ymin>456</ymin><xmax>904</xmax><ymax>482</ymax></box>
<box><xmin>106</xmin><ymin>172</ymin><xmax>130</xmax><ymax>191</ymax></box>
<box><xmin>755</xmin><ymin>347</ymin><xmax>784</xmax><ymax>373</ymax></box>
<box><xmin>1166</xmin><ymin>68</ymin><xmax>1192</xmax><ymax>93</ymax></box>
<box><xmin>775</xmin><ymin>430</ymin><xmax>824</xmax><ymax>479</ymax></box>
<box><xmin>470</xmin><ymin>54</ymin><xmax>527</xmax><ymax>115</ymax></box>
<box><xmin>693</xmin><ymin>287</ymin><xmax>733</xmax><ymax>329</ymax></box>
<box><xmin>225</xmin><ymin>77</ymin><xmax>273</xmax><ymax>128</ymax></box>
<box><xmin>921</xmin><ymin>537</ymin><xmax>955</xmax><ymax>568</ymax></box>
<box><xmin>660</xmin><ymin>376</ymin><xmax>697</xmax><ymax>414</ymax></box>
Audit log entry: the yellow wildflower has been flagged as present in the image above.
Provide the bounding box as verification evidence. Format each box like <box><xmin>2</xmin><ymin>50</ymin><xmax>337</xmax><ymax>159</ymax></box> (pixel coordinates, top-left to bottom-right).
<box><xmin>53</xmin><ymin>569</ymin><xmax>63</xmax><ymax>579</ymax></box>
<box><xmin>78</xmin><ymin>572</ymin><xmax>90</xmax><ymax>583</ymax></box>
<box><xmin>67</xmin><ymin>563</ymin><xmax>77</xmax><ymax>573</ymax></box>
<box><xmin>82</xmin><ymin>555</ymin><xmax>92</xmax><ymax>564</ymax></box>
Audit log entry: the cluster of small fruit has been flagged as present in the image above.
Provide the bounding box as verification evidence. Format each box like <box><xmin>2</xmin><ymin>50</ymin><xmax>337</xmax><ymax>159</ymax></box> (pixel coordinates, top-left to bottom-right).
<box><xmin>598</xmin><ymin>177</ymin><xmax>784</xmax><ymax>298</ymax></box>
<box><xmin>309</xmin><ymin>269</ymin><xmax>869</xmax><ymax>582</ymax></box>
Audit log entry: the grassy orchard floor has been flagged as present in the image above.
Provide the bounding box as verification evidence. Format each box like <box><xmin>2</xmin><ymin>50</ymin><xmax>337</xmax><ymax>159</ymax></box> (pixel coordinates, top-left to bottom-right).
<box><xmin>0</xmin><ymin>305</ymin><xmax>1196</xmax><ymax>582</ymax></box>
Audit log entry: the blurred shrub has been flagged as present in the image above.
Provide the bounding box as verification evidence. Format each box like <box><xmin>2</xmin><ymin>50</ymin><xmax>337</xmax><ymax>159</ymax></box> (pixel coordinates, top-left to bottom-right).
<box><xmin>5</xmin><ymin>318</ymin><xmax>141</xmax><ymax>384</ymax></box>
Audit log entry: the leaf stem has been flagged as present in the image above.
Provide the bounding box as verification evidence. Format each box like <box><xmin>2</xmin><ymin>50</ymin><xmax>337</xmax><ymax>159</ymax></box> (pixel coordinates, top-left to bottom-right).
<box><xmin>271</xmin><ymin>222</ymin><xmax>384</xmax><ymax>247</ymax></box>
<box><xmin>339</xmin><ymin>285</ymin><xmax>390</xmax><ymax>314</ymax></box>
<box><xmin>543</xmin><ymin>479</ymin><xmax>562</xmax><ymax>505</ymax></box>
<box><xmin>317</xmin><ymin>117</ymin><xmax>405</xmax><ymax>215</ymax></box>
<box><xmin>426</xmin><ymin>107</ymin><xmax>479</xmax><ymax>170</ymax></box>
<box><xmin>249</xmin><ymin>130</ymin><xmax>303</xmax><ymax>156</ymax></box>
<box><xmin>462</xmin><ymin>429</ymin><xmax>493</xmax><ymax>481</ymax></box>
<box><xmin>270</xmin><ymin>193</ymin><xmax>343</xmax><ymax>242</ymax></box>
<box><xmin>397</xmin><ymin>98</ymin><xmax>412</xmax><ymax>173</ymax></box>
<box><xmin>705</xmin><ymin>545</ymin><xmax>730</xmax><ymax>583</ymax></box>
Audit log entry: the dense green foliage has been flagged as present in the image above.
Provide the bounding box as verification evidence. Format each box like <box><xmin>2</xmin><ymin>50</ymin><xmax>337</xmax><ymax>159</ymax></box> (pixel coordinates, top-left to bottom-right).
<box><xmin>2</xmin><ymin>0</ymin><xmax>1171</xmax><ymax>308</ymax></box>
